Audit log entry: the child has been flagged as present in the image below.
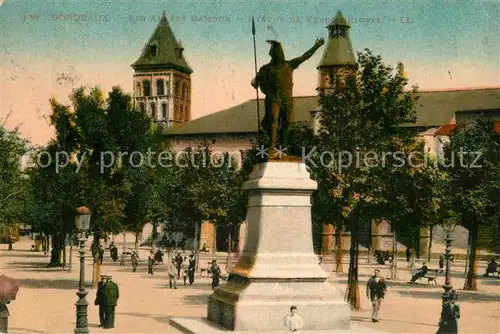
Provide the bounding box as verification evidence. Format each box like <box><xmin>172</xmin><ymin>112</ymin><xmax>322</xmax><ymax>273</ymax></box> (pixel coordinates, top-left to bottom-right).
<box><xmin>284</xmin><ymin>306</ymin><xmax>303</xmax><ymax>332</ymax></box>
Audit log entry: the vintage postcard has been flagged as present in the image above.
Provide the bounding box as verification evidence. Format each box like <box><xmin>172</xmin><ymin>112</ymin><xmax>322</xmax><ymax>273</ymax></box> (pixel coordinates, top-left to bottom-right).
<box><xmin>0</xmin><ymin>0</ymin><xmax>499</xmax><ymax>333</ymax></box>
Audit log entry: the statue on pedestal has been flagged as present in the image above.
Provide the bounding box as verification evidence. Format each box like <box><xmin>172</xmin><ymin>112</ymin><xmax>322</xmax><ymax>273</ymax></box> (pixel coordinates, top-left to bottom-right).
<box><xmin>251</xmin><ymin>38</ymin><xmax>325</xmax><ymax>152</ymax></box>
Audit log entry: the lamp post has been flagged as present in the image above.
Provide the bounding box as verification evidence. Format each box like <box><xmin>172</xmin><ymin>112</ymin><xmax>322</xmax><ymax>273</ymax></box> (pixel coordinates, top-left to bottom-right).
<box><xmin>442</xmin><ymin>210</ymin><xmax>457</xmax><ymax>293</ymax></box>
<box><xmin>74</xmin><ymin>206</ymin><xmax>91</xmax><ymax>334</ymax></box>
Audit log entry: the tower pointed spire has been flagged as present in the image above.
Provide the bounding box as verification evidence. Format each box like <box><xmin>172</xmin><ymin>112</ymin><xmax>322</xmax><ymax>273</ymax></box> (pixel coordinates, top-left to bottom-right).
<box><xmin>131</xmin><ymin>11</ymin><xmax>192</xmax><ymax>74</ymax></box>
<box><xmin>317</xmin><ymin>10</ymin><xmax>356</xmax><ymax>68</ymax></box>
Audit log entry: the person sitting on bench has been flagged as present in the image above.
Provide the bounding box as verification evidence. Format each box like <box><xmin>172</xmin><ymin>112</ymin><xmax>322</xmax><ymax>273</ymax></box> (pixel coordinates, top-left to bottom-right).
<box><xmin>484</xmin><ymin>259</ymin><xmax>497</xmax><ymax>277</ymax></box>
<box><xmin>409</xmin><ymin>262</ymin><xmax>428</xmax><ymax>283</ymax></box>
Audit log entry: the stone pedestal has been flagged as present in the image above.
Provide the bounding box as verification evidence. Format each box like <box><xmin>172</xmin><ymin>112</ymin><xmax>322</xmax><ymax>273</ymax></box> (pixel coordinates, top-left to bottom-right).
<box><xmin>206</xmin><ymin>161</ymin><xmax>350</xmax><ymax>332</ymax></box>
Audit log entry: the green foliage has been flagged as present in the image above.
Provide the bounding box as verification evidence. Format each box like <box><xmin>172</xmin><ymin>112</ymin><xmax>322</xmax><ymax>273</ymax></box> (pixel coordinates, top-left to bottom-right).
<box><xmin>442</xmin><ymin>119</ymin><xmax>500</xmax><ymax>229</ymax></box>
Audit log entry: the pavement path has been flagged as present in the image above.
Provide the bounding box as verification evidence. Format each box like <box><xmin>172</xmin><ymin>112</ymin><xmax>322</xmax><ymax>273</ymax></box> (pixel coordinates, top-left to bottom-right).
<box><xmin>0</xmin><ymin>238</ymin><xmax>498</xmax><ymax>333</ymax></box>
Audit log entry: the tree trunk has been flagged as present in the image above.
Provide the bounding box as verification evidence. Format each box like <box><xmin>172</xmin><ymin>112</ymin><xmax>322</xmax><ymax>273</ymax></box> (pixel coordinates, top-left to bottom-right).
<box><xmin>463</xmin><ymin>225</ymin><xmax>479</xmax><ymax>291</ymax></box>
<box><xmin>122</xmin><ymin>231</ymin><xmax>127</xmax><ymax>251</ymax></box>
<box><xmin>68</xmin><ymin>240</ymin><xmax>73</xmax><ymax>273</ymax></box>
<box><xmin>49</xmin><ymin>233</ymin><xmax>63</xmax><ymax>266</ymax></box>
<box><xmin>194</xmin><ymin>222</ymin><xmax>200</xmax><ymax>272</ymax></box>
<box><xmin>366</xmin><ymin>220</ymin><xmax>372</xmax><ymax>264</ymax></box>
<box><xmin>389</xmin><ymin>229</ymin><xmax>398</xmax><ymax>280</ymax></box>
<box><xmin>134</xmin><ymin>231</ymin><xmax>141</xmax><ymax>252</ymax></box>
<box><xmin>345</xmin><ymin>213</ymin><xmax>360</xmax><ymax>310</ymax></box>
<box><xmin>464</xmin><ymin>230</ymin><xmax>471</xmax><ymax>274</ymax></box>
<box><xmin>334</xmin><ymin>223</ymin><xmax>344</xmax><ymax>272</ymax></box>
<box><xmin>8</xmin><ymin>240</ymin><xmax>12</xmax><ymax>251</ymax></box>
<box><xmin>427</xmin><ymin>227</ymin><xmax>433</xmax><ymax>262</ymax></box>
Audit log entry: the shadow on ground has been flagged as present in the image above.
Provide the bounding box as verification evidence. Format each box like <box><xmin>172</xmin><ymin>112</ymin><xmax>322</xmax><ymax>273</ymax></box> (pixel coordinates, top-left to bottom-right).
<box><xmin>398</xmin><ymin>289</ymin><xmax>499</xmax><ymax>302</ymax></box>
<box><xmin>15</xmin><ymin>278</ymin><xmax>79</xmax><ymax>290</ymax></box>
<box><xmin>351</xmin><ymin>315</ymin><xmax>437</xmax><ymax>328</ymax></box>
<box><xmin>182</xmin><ymin>294</ymin><xmax>210</xmax><ymax>305</ymax></box>
<box><xmin>480</xmin><ymin>278</ymin><xmax>500</xmax><ymax>286</ymax></box>
<box><xmin>115</xmin><ymin>312</ymin><xmax>171</xmax><ymax>325</ymax></box>
<box><xmin>10</xmin><ymin>327</ymin><xmax>46</xmax><ymax>333</ymax></box>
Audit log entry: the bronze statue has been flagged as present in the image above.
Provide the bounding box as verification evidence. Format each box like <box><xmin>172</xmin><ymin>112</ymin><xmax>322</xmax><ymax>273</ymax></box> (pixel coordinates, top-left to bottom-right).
<box><xmin>251</xmin><ymin>38</ymin><xmax>325</xmax><ymax>151</ymax></box>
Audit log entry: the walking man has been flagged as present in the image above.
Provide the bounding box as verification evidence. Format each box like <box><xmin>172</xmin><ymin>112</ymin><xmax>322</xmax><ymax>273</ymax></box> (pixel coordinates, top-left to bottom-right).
<box><xmin>210</xmin><ymin>260</ymin><xmax>221</xmax><ymax>290</ymax></box>
<box><xmin>366</xmin><ymin>269</ymin><xmax>387</xmax><ymax>323</ymax></box>
<box><xmin>0</xmin><ymin>301</ymin><xmax>10</xmax><ymax>333</ymax></box>
<box><xmin>131</xmin><ymin>250</ymin><xmax>138</xmax><ymax>272</ymax></box>
<box><xmin>168</xmin><ymin>259</ymin><xmax>178</xmax><ymax>289</ymax></box>
<box><xmin>148</xmin><ymin>249</ymin><xmax>155</xmax><ymax>275</ymax></box>
<box><xmin>103</xmin><ymin>276</ymin><xmax>119</xmax><ymax>329</ymax></box>
<box><xmin>95</xmin><ymin>275</ymin><xmax>107</xmax><ymax>327</ymax></box>
<box><xmin>188</xmin><ymin>254</ymin><xmax>196</xmax><ymax>285</ymax></box>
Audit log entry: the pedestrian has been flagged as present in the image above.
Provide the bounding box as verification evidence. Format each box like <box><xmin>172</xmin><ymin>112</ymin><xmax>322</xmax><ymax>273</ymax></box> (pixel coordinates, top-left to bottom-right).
<box><xmin>188</xmin><ymin>254</ymin><xmax>196</xmax><ymax>285</ymax></box>
<box><xmin>284</xmin><ymin>305</ymin><xmax>303</xmax><ymax>332</ymax></box>
<box><xmin>181</xmin><ymin>257</ymin><xmax>189</xmax><ymax>285</ymax></box>
<box><xmin>110</xmin><ymin>243</ymin><xmax>118</xmax><ymax>262</ymax></box>
<box><xmin>168</xmin><ymin>259</ymin><xmax>178</xmax><ymax>289</ymax></box>
<box><xmin>405</xmin><ymin>247</ymin><xmax>411</xmax><ymax>264</ymax></box>
<box><xmin>437</xmin><ymin>292</ymin><xmax>460</xmax><ymax>334</ymax></box>
<box><xmin>131</xmin><ymin>250</ymin><xmax>138</xmax><ymax>272</ymax></box>
<box><xmin>0</xmin><ymin>301</ymin><xmax>10</xmax><ymax>333</ymax></box>
<box><xmin>175</xmin><ymin>252</ymin><xmax>183</xmax><ymax>279</ymax></box>
<box><xmin>210</xmin><ymin>260</ymin><xmax>221</xmax><ymax>290</ymax></box>
<box><xmin>95</xmin><ymin>275</ymin><xmax>107</xmax><ymax>327</ymax></box>
<box><xmin>148</xmin><ymin>249</ymin><xmax>155</xmax><ymax>275</ymax></box>
<box><xmin>154</xmin><ymin>248</ymin><xmax>164</xmax><ymax>264</ymax></box>
<box><xmin>99</xmin><ymin>244</ymin><xmax>104</xmax><ymax>264</ymax></box>
<box><xmin>103</xmin><ymin>276</ymin><xmax>119</xmax><ymax>329</ymax></box>
<box><xmin>366</xmin><ymin>268</ymin><xmax>387</xmax><ymax>323</ymax></box>
<box><xmin>119</xmin><ymin>251</ymin><xmax>126</xmax><ymax>266</ymax></box>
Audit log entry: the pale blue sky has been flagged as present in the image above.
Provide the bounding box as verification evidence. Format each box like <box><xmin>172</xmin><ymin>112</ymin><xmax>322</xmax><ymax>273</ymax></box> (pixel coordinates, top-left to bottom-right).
<box><xmin>0</xmin><ymin>0</ymin><xmax>498</xmax><ymax>145</ymax></box>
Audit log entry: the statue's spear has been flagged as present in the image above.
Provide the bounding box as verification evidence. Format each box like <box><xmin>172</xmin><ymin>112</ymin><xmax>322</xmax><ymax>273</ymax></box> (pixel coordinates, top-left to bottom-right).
<box><xmin>251</xmin><ymin>17</ymin><xmax>262</xmax><ymax>142</ymax></box>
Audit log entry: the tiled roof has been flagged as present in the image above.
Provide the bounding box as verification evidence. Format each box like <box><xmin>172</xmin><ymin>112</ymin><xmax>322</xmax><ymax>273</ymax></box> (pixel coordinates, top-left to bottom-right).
<box><xmin>165</xmin><ymin>87</ymin><xmax>500</xmax><ymax>136</ymax></box>
<box><xmin>131</xmin><ymin>11</ymin><xmax>192</xmax><ymax>74</ymax></box>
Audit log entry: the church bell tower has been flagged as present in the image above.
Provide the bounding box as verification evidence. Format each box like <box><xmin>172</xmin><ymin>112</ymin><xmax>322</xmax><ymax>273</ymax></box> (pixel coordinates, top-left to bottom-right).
<box><xmin>317</xmin><ymin>11</ymin><xmax>357</xmax><ymax>92</ymax></box>
<box><xmin>310</xmin><ymin>11</ymin><xmax>357</xmax><ymax>135</ymax></box>
<box><xmin>131</xmin><ymin>11</ymin><xmax>193</xmax><ymax>128</ymax></box>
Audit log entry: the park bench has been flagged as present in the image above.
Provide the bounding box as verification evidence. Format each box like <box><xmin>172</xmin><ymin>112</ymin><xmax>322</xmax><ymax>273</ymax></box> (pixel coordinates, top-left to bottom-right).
<box><xmin>200</xmin><ymin>261</ymin><xmax>212</xmax><ymax>277</ymax></box>
<box><xmin>200</xmin><ymin>247</ymin><xmax>210</xmax><ymax>255</ymax></box>
<box><xmin>418</xmin><ymin>269</ymin><xmax>438</xmax><ymax>285</ymax></box>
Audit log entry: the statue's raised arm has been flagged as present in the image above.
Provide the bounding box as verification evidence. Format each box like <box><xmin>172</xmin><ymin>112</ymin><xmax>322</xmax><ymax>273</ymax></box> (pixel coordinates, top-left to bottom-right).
<box><xmin>289</xmin><ymin>38</ymin><xmax>325</xmax><ymax>70</ymax></box>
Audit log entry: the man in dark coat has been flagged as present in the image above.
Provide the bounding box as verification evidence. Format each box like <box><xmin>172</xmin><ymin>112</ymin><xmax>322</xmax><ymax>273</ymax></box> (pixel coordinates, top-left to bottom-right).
<box><xmin>175</xmin><ymin>252</ymin><xmax>183</xmax><ymax>279</ymax></box>
<box><xmin>188</xmin><ymin>254</ymin><xmax>196</xmax><ymax>285</ymax></box>
<box><xmin>410</xmin><ymin>262</ymin><xmax>428</xmax><ymax>283</ymax></box>
<box><xmin>366</xmin><ymin>269</ymin><xmax>387</xmax><ymax>322</ymax></box>
<box><xmin>103</xmin><ymin>276</ymin><xmax>119</xmax><ymax>329</ymax></box>
<box><xmin>98</xmin><ymin>244</ymin><xmax>104</xmax><ymax>264</ymax></box>
<box><xmin>131</xmin><ymin>250</ymin><xmax>138</xmax><ymax>272</ymax></box>
<box><xmin>95</xmin><ymin>275</ymin><xmax>107</xmax><ymax>327</ymax></box>
<box><xmin>0</xmin><ymin>301</ymin><xmax>10</xmax><ymax>333</ymax></box>
<box><xmin>210</xmin><ymin>260</ymin><xmax>221</xmax><ymax>290</ymax></box>
<box><xmin>437</xmin><ymin>292</ymin><xmax>460</xmax><ymax>334</ymax></box>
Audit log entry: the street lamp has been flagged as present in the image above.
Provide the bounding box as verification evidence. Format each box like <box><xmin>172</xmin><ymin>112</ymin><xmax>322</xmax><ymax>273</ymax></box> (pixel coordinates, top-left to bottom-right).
<box><xmin>442</xmin><ymin>210</ymin><xmax>457</xmax><ymax>293</ymax></box>
<box><xmin>74</xmin><ymin>206</ymin><xmax>91</xmax><ymax>334</ymax></box>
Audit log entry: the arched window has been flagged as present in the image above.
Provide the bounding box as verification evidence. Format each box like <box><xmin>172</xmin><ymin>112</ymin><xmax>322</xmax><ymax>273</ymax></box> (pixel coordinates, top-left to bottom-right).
<box><xmin>161</xmin><ymin>103</ymin><xmax>167</xmax><ymax>119</ymax></box>
<box><xmin>175</xmin><ymin>82</ymin><xmax>180</xmax><ymax>96</ymax></box>
<box><xmin>156</xmin><ymin>79</ymin><xmax>164</xmax><ymax>96</ymax></box>
<box><xmin>136</xmin><ymin>82</ymin><xmax>141</xmax><ymax>96</ymax></box>
<box><xmin>150</xmin><ymin>103</ymin><xmax>156</xmax><ymax>120</ymax></box>
<box><xmin>139</xmin><ymin>102</ymin><xmax>145</xmax><ymax>113</ymax></box>
<box><xmin>143</xmin><ymin>80</ymin><xmax>151</xmax><ymax>97</ymax></box>
<box><xmin>165</xmin><ymin>81</ymin><xmax>170</xmax><ymax>96</ymax></box>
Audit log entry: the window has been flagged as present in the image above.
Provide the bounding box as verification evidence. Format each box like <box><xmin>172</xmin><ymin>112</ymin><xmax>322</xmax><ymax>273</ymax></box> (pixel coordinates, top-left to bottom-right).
<box><xmin>150</xmin><ymin>103</ymin><xmax>156</xmax><ymax>119</ymax></box>
<box><xmin>143</xmin><ymin>80</ymin><xmax>151</xmax><ymax>97</ymax></box>
<box><xmin>165</xmin><ymin>81</ymin><xmax>170</xmax><ymax>95</ymax></box>
<box><xmin>139</xmin><ymin>103</ymin><xmax>145</xmax><ymax>113</ymax></box>
<box><xmin>161</xmin><ymin>103</ymin><xmax>167</xmax><ymax>119</ymax></box>
<box><xmin>156</xmin><ymin>79</ymin><xmax>164</xmax><ymax>96</ymax></box>
<box><xmin>150</xmin><ymin>44</ymin><xmax>157</xmax><ymax>57</ymax></box>
<box><xmin>175</xmin><ymin>82</ymin><xmax>180</xmax><ymax>96</ymax></box>
<box><xmin>136</xmin><ymin>82</ymin><xmax>141</xmax><ymax>96</ymax></box>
